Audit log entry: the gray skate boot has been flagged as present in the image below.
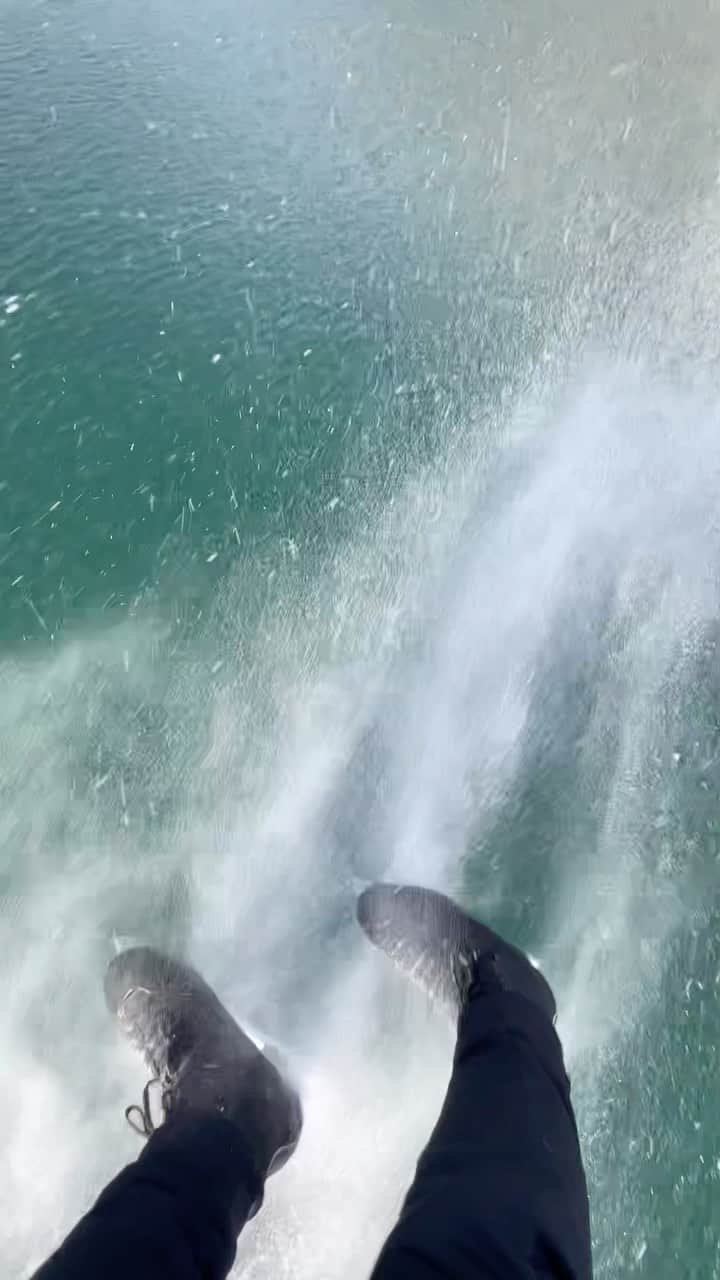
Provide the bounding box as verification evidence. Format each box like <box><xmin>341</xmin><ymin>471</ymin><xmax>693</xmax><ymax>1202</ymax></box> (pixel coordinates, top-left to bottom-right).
<box><xmin>105</xmin><ymin>947</ymin><xmax>302</xmax><ymax>1184</ymax></box>
<box><xmin>357</xmin><ymin>883</ymin><xmax>556</xmax><ymax>1022</ymax></box>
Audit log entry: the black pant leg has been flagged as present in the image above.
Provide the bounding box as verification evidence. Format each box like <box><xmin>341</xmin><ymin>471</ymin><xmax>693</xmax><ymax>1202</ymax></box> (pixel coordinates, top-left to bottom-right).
<box><xmin>370</xmin><ymin>991</ymin><xmax>592</xmax><ymax>1280</ymax></box>
<box><xmin>32</xmin><ymin>1112</ymin><xmax>261</xmax><ymax>1280</ymax></box>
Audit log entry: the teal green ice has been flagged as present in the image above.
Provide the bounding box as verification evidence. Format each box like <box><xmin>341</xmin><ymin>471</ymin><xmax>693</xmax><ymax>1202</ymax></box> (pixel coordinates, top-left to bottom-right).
<box><xmin>4</xmin><ymin>2</ymin><xmax>720</xmax><ymax>1276</ymax></box>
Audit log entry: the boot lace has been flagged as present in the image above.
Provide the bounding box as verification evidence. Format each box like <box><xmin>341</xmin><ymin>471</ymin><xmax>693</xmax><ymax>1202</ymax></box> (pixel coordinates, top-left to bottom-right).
<box><xmin>125</xmin><ymin>1075</ymin><xmax>174</xmax><ymax>1137</ymax></box>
